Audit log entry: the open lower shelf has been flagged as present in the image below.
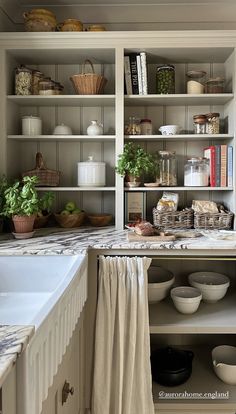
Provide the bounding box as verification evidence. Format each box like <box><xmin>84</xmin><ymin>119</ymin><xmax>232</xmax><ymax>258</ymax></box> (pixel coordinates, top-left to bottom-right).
<box><xmin>125</xmin><ymin>187</ymin><xmax>233</xmax><ymax>191</ymax></box>
<box><xmin>125</xmin><ymin>134</ymin><xmax>233</xmax><ymax>141</ymax></box>
<box><xmin>149</xmin><ymin>292</ymin><xmax>236</xmax><ymax>334</ymax></box>
<box><xmin>7</xmin><ymin>95</ymin><xmax>116</xmax><ymax>107</ymax></box>
<box><xmin>8</xmin><ymin>135</ymin><xmax>116</xmax><ymax>142</ymax></box>
<box><xmin>152</xmin><ymin>346</ymin><xmax>236</xmax><ymax>410</ymax></box>
<box><xmin>124</xmin><ymin>93</ymin><xmax>234</xmax><ymax>106</ymax></box>
<box><xmin>36</xmin><ymin>187</ymin><xmax>116</xmax><ymax>191</ymax></box>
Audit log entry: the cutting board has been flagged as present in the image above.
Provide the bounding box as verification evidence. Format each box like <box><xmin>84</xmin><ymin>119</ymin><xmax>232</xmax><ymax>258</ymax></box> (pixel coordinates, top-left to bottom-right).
<box><xmin>127</xmin><ymin>232</ymin><xmax>176</xmax><ymax>242</ymax></box>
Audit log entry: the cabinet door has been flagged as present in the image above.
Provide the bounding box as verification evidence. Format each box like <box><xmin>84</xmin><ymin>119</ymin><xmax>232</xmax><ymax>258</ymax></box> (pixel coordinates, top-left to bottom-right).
<box><xmin>1</xmin><ymin>366</ymin><xmax>16</xmax><ymax>414</ymax></box>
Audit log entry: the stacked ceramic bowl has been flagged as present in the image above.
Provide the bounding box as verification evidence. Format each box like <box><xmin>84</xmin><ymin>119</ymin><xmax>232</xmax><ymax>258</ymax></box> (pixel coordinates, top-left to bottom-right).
<box><xmin>171</xmin><ymin>286</ymin><xmax>202</xmax><ymax>314</ymax></box>
<box><xmin>188</xmin><ymin>271</ymin><xmax>230</xmax><ymax>303</ymax></box>
<box><xmin>148</xmin><ymin>266</ymin><xmax>175</xmax><ymax>303</ymax></box>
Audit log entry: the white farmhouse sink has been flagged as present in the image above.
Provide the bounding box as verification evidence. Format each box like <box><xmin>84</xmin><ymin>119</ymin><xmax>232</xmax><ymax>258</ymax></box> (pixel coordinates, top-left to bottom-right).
<box><xmin>0</xmin><ymin>255</ymin><xmax>87</xmax><ymax>327</ymax></box>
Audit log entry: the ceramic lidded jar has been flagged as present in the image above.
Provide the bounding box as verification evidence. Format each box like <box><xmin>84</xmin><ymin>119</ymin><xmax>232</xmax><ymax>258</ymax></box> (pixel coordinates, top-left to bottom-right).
<box><xmin>87</xmin><ymin>120</ymin><xmax>103</xmax><ymax>136</ymax></box>
<box><xmin>77</xmin><ymin>156</ymin><xmax>106</xmax><ymax>187</ymax></box>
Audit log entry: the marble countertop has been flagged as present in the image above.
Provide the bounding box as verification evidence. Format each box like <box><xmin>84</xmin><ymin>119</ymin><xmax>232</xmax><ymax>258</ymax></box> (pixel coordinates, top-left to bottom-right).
<box><xmin>0</xmin><ymin>225</ymin><xmax>236</xmax><ymax>388</ymax></box>
<box><xmin>0</xmin><ymin>325</ymin><xmax>34</xmax><ymax>388</ymax></box>
<box><xmin>0</xmin><ymin>226</ymin><xmax>236</xmax><ymax>255</ymax></box>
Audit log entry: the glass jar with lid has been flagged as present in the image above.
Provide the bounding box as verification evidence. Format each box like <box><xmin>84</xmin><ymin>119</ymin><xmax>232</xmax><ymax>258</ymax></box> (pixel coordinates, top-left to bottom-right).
<box><xmin>193</xmin><ymin>114</ymin><xmax>207</xmax><ymax>134</ymax></box>
<box><xmin>156</xmin><ymin>64</ymin><xmax>175</xmax><ymax>94</ymax></box>
<box><xmin>184</xmin><ymin>157</ymin><xmax>209</xmax><ymax>187</ymax></box>
<box><xmin>140</xmin><ymin>119</ymin><xmax>152</xmax><ymax>135</ymax></box>
<box><xmin>32</xmin><ymin>70</ymin><xmax>44</xmax><ymax>95</ymax></box>
<box><xmin>206</xmin><ymin>112</ymin><xmax>220</xmax><ymax>134</ymax></box>
<box><xmin>15</xmin><ymin>65</ymin><xmax>32</xmax><ymax>95</ymax></box>
<box><xmin>125</xmin><ymin>117</ymin><xmax>141</xmax><ymax>135</ymax></box>
<box><xmin>53</xmin><ymin>82</ymin><xmax>64</xmax><ymax>95</ymax></box>
<box><xmin>158</xmin><ymin>150</ymin><xmax>177</xmax><ymax>186</ymax></box>
<box><xmin>205</xmin><ymin>77</ymin><xmax>224</xmax><ymax>93</ymax></box>
<box><xmin>38</xmin><ymin>78</ymin><xmax>55</xmax><ymax>95</ymax></box>
<box><xmin>186</xmin><ymin>70</ymin><xmax>206</xmax><ymax>94</ymax></box>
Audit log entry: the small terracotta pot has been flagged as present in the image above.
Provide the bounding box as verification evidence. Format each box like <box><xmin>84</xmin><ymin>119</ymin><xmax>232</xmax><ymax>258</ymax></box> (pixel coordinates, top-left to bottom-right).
<box><xmin>125</xmin><ymin>174</ymin><xmax>141</xmax><ymax>188</ymax></box>
<box><xmin>12</xmin><ymin>215</ymin><xmax>35</xmax><ymax>233</ymax></box>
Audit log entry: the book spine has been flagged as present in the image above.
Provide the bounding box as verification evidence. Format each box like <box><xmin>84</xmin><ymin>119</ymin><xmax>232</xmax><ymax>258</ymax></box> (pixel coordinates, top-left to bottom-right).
<box><xmin>220</xmin><ymin>144</ymin><xmax>227</xmax><ymax>187</ymax></box>
<box><xmin>215</xmin><ymin>145</ymin><xmax>221</xmax><ymax>187</ymax></box>
<box><xmin>124</xmin><ymin>56</ymin><xmax>132</xmax><ymax>95</ymax></box>
<box><xmin>129</xmin><ymin>54</ymin><xmax>139</xmax><ymax>95</ymax></box>
<box><xmin>136</xmin><ymin>54</ymin><xmax>143</xmax><ymax>95</ymax></box>
<box><xmin>204</xmin><ymin>146</ymin><xmax>216</xmax><ymax>187</ymax></box>
<box><xmin>140</xmin><ymin>52</ymin><xmax>148</xmax><ymax>95</ymax></box>
<box><xmin>227</xmin><ymin>145</ymin><xmax>233</xmax><ymax>187</ymax></box>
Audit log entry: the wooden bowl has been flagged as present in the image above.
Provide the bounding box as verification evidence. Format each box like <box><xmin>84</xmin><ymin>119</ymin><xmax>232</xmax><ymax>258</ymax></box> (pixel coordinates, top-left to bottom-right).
<box><xmin>54</xmin><ymin>212</ymin><xmax>86</xmax><ymax>228</ymax></box>
<box><xmin>88</xmin><ymin>213</ymin><xmax>112</xmax><ymax>227</ymax></box>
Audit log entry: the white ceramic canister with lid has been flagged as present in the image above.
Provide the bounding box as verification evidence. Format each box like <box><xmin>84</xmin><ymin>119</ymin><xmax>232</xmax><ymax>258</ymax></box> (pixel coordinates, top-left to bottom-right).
<box><xmin>22</xmin><ymin>115</ymin><xmax>42</xmax><ymax>135</ymax></box>
<box><xmin>77</xmin><ymin>156</ymin><xmax>106</xmax><ymax>187</ymax></box>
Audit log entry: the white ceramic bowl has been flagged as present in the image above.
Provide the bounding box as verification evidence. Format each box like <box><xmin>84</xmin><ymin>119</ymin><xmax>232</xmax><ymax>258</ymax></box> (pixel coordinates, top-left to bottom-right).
<box><xmin>148</xmin><ymin>266</ymin><xmax>175</xmax><ymax>303</ymax></box>
<box><xmin>212</xmin><ymin>345</ymin><xmax>236</xmax><ymax>385</ymax></box>
<box><xmin>188</xmin><ymin>272</ymin><xmax>230</xmax><ymax>303</ymax></box>
<box><xmin>159</xmin><ymin>125</ymin><xmax>180</xmax><ymax>135</ymax></box>
<box><xmin>171</xmin><ymin>286</ymin><xmax>202</xmax><ymax>314</ymax></box>
<box><xmin>53</xmin><ymin>123</ymin><xmax>72</xmax><ymax>135</ymax></box>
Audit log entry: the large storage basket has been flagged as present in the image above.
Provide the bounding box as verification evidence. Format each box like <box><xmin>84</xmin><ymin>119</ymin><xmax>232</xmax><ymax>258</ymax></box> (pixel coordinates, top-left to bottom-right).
<box><xmin>153</xmin><ymin>208</ymin><xmax>194</xmax><ymax>229</ymax></box>
<box><xmin>194</xmin><ymin>211</ymin><xmax>234</xmax><ymax>230</ymax></box>
<box><xmin>22</xmin><ymin>152</ymin><xmax>60</xmax><ymax>186</ymax></box>
<box><xmin>70</xmin><ymin>59</ymin><xmax>107</xmax><ymax>95</ymax></box>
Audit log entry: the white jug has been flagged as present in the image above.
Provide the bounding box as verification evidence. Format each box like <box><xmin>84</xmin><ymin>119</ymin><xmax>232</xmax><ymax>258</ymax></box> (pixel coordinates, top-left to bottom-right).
<box><xmin>87</xmin><ymin>120</ymin><xmax>103</xmax><ymax>136</ymax></box>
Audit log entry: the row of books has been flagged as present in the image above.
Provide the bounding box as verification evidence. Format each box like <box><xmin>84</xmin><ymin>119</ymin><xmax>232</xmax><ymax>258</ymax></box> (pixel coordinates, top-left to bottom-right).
<box><xmin>124</xmin><ymin>52</ymin><xmax>148</xmax><ymax>95</ymax></box>
<box><xmin>204</xmin><ymin>145</ymin><xmax>233</xmax><ymax>187</ymax></box>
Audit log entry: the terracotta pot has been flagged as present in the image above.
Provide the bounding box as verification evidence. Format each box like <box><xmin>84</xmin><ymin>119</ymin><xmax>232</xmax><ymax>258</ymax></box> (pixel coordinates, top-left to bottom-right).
<box><xmin>12</xmin><ymin>215</ymin><xmax>36</xmax><ymax>233</ymax></box>
<box><xmin>57</xmin><ymin>19</ymin><xmax>83</xmax><ymax>32</ymax></box>
<box><xmin>125</xmin><ymin>174</ymin><xmax>141</xmax><ymax>188</ymax></box>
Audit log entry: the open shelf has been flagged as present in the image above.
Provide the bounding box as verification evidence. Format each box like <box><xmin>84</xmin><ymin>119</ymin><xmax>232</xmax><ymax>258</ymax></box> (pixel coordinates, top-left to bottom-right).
<box><xmin>149</xmin><ymin>292</ymin><xmax>236</xmax><ymax>334</ymax></box>
<box><xmin>124</xmin><ymin>94</ymin><xmax>234</xmax><ymax>106</ymax></box>
<box><xmin>36</xmin><ymin>187</ymin><xmax>116</xmax><ymax>192</ymax></box>
<box><xmin>125</xmin><ymin>187</ymin><xmax>233</xmax><ymax>191</ymax></box>
<box><xmin>152</xmin><ymin>345</ymin><xmax>236</xmax><ymax>410</ymax></box>
<box><xmin>8</xmin><ymin>135</ymin><xmax>116</xmax><ymax>142</ymax></box>
<box><xmin>7</xmin><ymin>95</ymin><xmax>116</xmax><ymax>107</ymax></box>
<box><xmin>125</xmin><ymin>134</ymin><xmax>233</xmax><ymax>141</ymax></box>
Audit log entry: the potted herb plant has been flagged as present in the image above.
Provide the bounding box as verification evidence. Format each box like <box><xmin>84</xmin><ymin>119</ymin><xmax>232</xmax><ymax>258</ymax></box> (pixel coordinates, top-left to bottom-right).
<box><xmin>2</xmin><ymin>175</ymin><xmax>53</xmax><ymax>236</ymax></box>
<box><xmin>0</xmin><ymin>175</ymin><xmax>8</xmax><ymax>232</ymax></box>
<box><xmin>34</xmin><ymin>191</ymin><xmax>55</xmax><ymax>229</ymax></box>
<box><xmin>115</xmin><ymin>142</ymin><xmax>155</xmax><ymax>187</ymax></box>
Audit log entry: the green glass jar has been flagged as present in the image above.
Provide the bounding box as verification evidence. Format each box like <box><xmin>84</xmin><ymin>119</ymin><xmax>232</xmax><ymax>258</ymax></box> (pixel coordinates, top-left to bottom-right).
<box><xmin>156</xmin><ymin>64</ymin><xmax>175</xmax><ymax>94</ymax></box>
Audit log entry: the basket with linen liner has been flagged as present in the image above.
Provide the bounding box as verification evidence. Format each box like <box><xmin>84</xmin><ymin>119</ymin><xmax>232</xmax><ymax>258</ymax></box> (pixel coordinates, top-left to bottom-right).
<box><xmin>153</xmin><ymin>208</ymin><xmax>194</xmax><ymax>229</ymax></box>
<box><xmin>22</xmin><ymin>152</ymin><xmax>60</xmax><ymax>186</ymax></box>
<box><xmin>194</xmin><ymin>210</ymin><xmax>234</xmax><ymax>229</ymax></box>
<box><xmin>70</xmin><ymin>59</ymin><xmax>107</xmax><ymax>95</ymax></box>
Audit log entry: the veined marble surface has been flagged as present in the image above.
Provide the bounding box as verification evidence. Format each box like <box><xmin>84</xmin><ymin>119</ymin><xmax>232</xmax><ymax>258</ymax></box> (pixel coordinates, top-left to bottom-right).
<box><xmin>0</xmin><ymin>325</ymin><xmax>34</xmax><ymax>388</ymax></box>
<box><xmin>0</xmin><ymin>226</ymin><xmax>236</xmax><ymax>254</ymax></box>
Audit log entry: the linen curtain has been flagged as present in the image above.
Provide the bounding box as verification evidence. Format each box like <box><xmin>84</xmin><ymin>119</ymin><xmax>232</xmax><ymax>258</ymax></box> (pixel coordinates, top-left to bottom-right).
<box><xmin>92</xmin><ymin>255</ymin><xmax>154</xmax><ymax>414</ymax></box>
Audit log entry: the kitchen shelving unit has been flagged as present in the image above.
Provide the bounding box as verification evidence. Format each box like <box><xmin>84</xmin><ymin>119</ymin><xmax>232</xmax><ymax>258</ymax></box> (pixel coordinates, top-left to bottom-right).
<box><xmin>1</xmin><ymin>32</ymin><xmax>236</xmax><ymax>413</ymax></box>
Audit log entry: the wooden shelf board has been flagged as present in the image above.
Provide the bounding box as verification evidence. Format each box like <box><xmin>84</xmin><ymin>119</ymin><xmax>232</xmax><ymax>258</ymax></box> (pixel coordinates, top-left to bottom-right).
<box><xmin>124</xmin><ymin>93</ymin><xmax>233</xmax><ymax>106</ymax></box>
<box><xmin>152</xmin><ymin>346</ymin><xmax>236</xmax><ymax>410</ymax></box>
<box><xmin>125</xmin><ymin>186</ymin><xmax>233</xmax><ymax>191</ymax></box>
<box><xmin>7</xmin><ymin>95</ymin><xmax>115</xmax><ymax>107</ymax></box>
<box><xmin>125</xmin><ymin>134</ymin><xmax>233</xmax><ymax>141</ymax></box>
<box><xmin>36</xmin><ymin>187</ymin><xmax>116</xmax><ymax>191</ymax></box>
<box><xmin>149</xmin><ymin>292</ymin><xmax>236</xmax><ymax>334</ymax></box>
<box><xmin>8</xmin><ymin>135</ymin><xmax>116</xmax><ymax>142</ymax></box>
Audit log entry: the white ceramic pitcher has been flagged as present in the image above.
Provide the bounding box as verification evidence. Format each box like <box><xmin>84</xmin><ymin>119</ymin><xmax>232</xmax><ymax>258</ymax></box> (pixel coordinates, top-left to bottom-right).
<box><xmin>87</xmin><ymin>120</ymin><xmax>103</xmax><ymax>136</ymax></box>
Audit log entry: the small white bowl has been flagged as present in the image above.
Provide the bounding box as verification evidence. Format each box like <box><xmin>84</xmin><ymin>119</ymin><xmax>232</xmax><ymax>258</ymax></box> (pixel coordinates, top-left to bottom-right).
<box><xmin>171</xmin><ymin>286</ymin><xmax>202</xmax><ymax>314</ymax></box>
<box><xmin>148</xmin><ymin>266</ymin><xmax>175</xmax><ymax>303</ymax></box>
<box><xmin>53</xmin><ymin>123</ymin><xmax>72</xmax><ymax>135</ymax></box>
<box><xmin>212</xmin><ymin>345</ymin><xmax>236</xmax><ymax>385</ymax></box>
<box><xmin>188</xmin><ymin>271</ymin><xmax>230</xmax><ymax>303</ymax></box>
<box><xmin>159</xmin><ymin>125</ymin><xmax>180</xmax><ymax>135</ymax></box>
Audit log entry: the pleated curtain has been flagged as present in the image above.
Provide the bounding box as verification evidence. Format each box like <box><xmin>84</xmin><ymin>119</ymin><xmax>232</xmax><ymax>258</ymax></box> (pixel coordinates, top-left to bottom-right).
<box><xmin>92</xmin><ymin>255</ymin><xmax>155</xmax><ymax>414</ymax></box>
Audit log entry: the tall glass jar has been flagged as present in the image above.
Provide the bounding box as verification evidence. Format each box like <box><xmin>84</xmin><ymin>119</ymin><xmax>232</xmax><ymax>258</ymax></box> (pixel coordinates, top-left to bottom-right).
<box><xmin>158</xmin><ymin>150</ymin><xmax>177</xmax><ymax>186</ymax></box>
<box><xmin>126</xmin><ymin>116</ymin><xmax>141</xmax><ymax>135</ymax></box>
<box><xmin>156</xmin><ymin>64</ymin><xmax>175</xmax><ymax>94</ymax></box>
<box><xmin>193</xmin><ymin>114</ymin><xmax>207</xmax><ymax>134</ymax></box>
<box><xmin>140</xmin><ymin>118</ymin><xmax>152</xmax><ymax>135</ymax></box>
<box><xmin>184</xmin><ymin>157</ymin><xmax>209</xmax><ymax>187</ymax></box>
<box><xmin>206</xmin><ymin>112</ymin><xmax>220</xmax><ymax>134</ymax></box>
<box><xmin>32</xmin><ymin>70</ymin><xmax>44</xmax><ymax>95</ymax></box>
<box><xmin>186</xmin><ymin>70</ymin><xmax>206</xmax><ymax>94</ymax></box>
<box><xmin>15</xmin><ymin>65</ymin><xmax>32</xmax><ymax>95</ymax></box>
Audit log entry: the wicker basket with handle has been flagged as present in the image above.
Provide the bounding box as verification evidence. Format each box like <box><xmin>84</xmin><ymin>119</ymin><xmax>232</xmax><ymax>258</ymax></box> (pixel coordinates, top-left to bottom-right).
<box><xmin>22</xmin><ymin>152</ymin><xmax>60</xmax><ymax>186</ymax></box>
<box><xmin>70</xmin><ymin>59</ymin><xmax>107</xmax><ymax>95</ymax></box>
<box><xmin>194</xmin><ymin>211</ymin><xmax>234</xmax><ymax>230</ymax></box>
<box><xmin>153</xmin><ymin>207</ymin><xmax>194</xmax><ymax>230</ymax></box>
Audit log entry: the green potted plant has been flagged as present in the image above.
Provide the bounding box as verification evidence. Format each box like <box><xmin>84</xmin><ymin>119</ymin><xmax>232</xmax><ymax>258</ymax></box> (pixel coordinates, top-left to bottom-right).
<box><xmin>34</xmin><ymin>191</ymin><xmax>55</xmax><ymax>229</ymax></box>
<box><xmin>115</xmin><ymin>142</ymin><xmax>155</xmax><ymax>187</ymax></box>
<box><xmin>2</xmin><ymin>175</ymin><xmax>53</xmax><ymax>236</ymax></box>
<box><xmin>0</xmin><ymin>175</ymin><xmax>8</xmax><ymax>232</ymax></box>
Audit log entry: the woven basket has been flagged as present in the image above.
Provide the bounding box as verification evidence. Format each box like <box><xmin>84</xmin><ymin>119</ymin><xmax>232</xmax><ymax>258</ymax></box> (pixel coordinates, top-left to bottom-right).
<box><xmin>70</xmin><ymin>59</ymin><xmax>107</xmax><ymax>95</ymax></box>
<box><xmin>194</xmin><ymin>211</ymin><xmax>234</xmax><ymax>230</ymax></box>
<box><xmin>22</xmin><ymin>152</ymin><xmax>60</xmax><ymax>186</ymax></box>
<box><xmin>54</xmin><ymin>212</ymin><xmax>86</xmax><ymax>228</ymax></box>
<box><xmin>153</xmin><ymin>208</ymin><xmax>194</xmax><ymax>230</ymax></box>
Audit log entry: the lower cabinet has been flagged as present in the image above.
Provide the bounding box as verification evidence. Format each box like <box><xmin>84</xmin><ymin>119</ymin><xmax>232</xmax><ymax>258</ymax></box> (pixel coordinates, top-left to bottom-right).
<box><xmin>1</xmin><ymin>365</ymin><xmax>17</xmax><ymax>414</ymax></box>
<box><xmin>41</xmin><ymin>311</ymin><xmax>85</xmax><ymax>414</ymax></box>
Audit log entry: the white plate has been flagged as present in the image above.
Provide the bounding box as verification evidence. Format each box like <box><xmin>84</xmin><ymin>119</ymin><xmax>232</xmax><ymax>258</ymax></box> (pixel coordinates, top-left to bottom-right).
<box><xmin>201</xmin><ymin>230</ymin><xmax>236</xmax><ymax>241</ymax></box>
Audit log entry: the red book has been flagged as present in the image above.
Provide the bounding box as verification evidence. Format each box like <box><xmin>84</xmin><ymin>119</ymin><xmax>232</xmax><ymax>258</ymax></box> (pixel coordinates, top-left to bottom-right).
<box><xmin>204</xmin><ymin>146</ymin><xmax>216</xmax><ymax>187</ymax></box>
